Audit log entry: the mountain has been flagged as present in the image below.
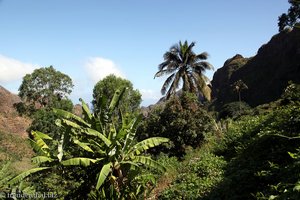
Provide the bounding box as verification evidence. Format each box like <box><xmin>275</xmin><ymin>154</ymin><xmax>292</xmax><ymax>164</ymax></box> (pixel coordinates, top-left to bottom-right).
<box><xmin>211</xmin><ymin>28</ymin><xmax>300</xmax><ymax>108</ymax></box>
<box><xmin>0</xmin><ymin>86</ymin><xmax>33</xmax><ymax>172</ymax></box>
<box><xmin>0</xmin><ymin>86</ymin><xmax>31</xmax><ymax>137</ymax></box>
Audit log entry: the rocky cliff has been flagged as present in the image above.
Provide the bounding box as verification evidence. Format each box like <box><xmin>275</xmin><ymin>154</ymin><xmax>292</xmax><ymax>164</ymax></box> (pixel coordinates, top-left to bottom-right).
<box><xmin>211</xmin><ymin>28</ymin><xmax>300</xmax><ymax>108</ymax></box>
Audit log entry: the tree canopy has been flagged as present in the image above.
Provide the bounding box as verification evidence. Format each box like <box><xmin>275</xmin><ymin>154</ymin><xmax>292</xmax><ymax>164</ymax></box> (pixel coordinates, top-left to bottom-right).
<box><xmin>137</xmin><ymin>92</ymin><xmax>215</xmax><ymax>157</ymax></box>
<box><xmin>278</xmin><ymin>0</ymin><xmax>300</xmax><ymax>31</ymax></box>
<box><xmin>154</xmin><ymin>40</ymin><xmax>213</xmax><ymax>101</ymax></box>
<box><xmin>92</xmin><ymin>74</ymin><xmax>142</xmax><ymax>114</ymax></box>
<box><xmin>18</xmin><ymin>66</ymin><xmax>73</xmax><ymax>112</ymax></box>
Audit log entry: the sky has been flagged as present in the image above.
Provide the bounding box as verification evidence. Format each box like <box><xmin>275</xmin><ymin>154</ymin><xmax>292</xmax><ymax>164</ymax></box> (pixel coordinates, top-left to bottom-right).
<box><xmin>0</xmin><ymin>0</ymin><xmax>290</xmax><ymax>106</ymax></box>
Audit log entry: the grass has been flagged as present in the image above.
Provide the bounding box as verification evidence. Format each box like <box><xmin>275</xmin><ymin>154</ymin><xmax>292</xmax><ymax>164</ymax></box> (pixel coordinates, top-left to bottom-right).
<box><xmin>0</xmin><ymin>130</ymin><xmax>33</xmax><ymax>161</ymax></box>
<box><xmin>0</xmin><ymin>130</ymin><xmax>33</xmax><ymax>186</ymax></box>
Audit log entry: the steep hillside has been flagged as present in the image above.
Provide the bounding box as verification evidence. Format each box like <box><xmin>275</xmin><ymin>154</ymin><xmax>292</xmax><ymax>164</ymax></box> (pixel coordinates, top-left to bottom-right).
<box><xmin>212</xmin><ymin>28</ymin><xmax>300</xmax><ymax>108</ymax></box>
<box><xmin>0</xmin><ymin>86</ymin><xmax>33</xmax><ymax>178</ymax></box>
<box><xmin>0</xmin><ymin>86</ymin><xmax>31</xmax><ymax>137</ymax></box>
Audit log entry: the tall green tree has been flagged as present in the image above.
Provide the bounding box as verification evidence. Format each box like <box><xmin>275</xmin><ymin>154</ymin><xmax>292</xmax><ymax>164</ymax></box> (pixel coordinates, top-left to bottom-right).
<box><xmin>93</xmin><ymin>74</ymin><xmax>142</xmax><ymax>115</ymax></box>
<box><xmin>8</xmin><ymin>88</ymin><xmax>169</xmax><ymax>199</ymax></box>
<box><xmin>18</xmin><ymin>66</ymin><xmax>73</xmax><ymax>113</ymax></box>
<box><xmin>278</xmin><ymin>0</ymin><xmax>300</xmax><ymax>31</ymax></box>
<box><xmin>154</xmin><ymin>40</ymin><xmax>213</xmax><ymax>100</ymax></box>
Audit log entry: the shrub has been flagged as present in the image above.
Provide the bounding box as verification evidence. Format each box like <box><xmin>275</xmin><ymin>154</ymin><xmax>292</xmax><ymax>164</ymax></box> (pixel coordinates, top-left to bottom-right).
<box><xmin>205</xmin><ymin>104</ymin><xmax>300</xmax><ymax>199</ymax></box>
<box><xmin>138</xmin><ymin>92</ymin><xmax>215</xmax><ymax>157</ymax></box>
<box><xmin>218</xmin><ymin>101</ymin><xmax>253</xmax><ymax>120</ymax></box>
<box><xmin>159</xmin><ymin>152</ymin><xmax>226</xmax><ymax>200</ymax></box>
<box><xmin>13</xmin><ymin>102</ymin><xmax>35</xmax><ymax>116</ymax></box>
<box><xmin>27</xmin><ymin>99</ymin><xmax>74</xmax><ymax>149</ymax></box>
<box><xmin>280</xmin><ymin>81</ymin><xmax>300</xmax><ymax>105</ymax></box>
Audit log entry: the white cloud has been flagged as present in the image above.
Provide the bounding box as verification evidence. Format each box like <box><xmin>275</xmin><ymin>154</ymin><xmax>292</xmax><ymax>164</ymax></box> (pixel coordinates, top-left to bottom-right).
<box><xmin>140</xmin><ymin>89</ymin><xmax>162</xmax><ymax>106</ymax></box>
<box><xmin>84</xmin><ymin>57</ymin><xmax>125</xmax><ymax>84</ymax></box>
<box><xmin>140</xmin><ymin>89</ymin><xmax>161</xmax><ymax>101</ymax></box>
<box><xmin>0</xmin><ymin>54</ymin><xmax>38</xmax><ymax>83</ymax></box>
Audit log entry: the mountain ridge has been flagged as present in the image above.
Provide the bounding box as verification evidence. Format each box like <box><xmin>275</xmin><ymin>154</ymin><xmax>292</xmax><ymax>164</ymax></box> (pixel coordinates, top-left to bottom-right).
<box><xmin>211</xmin><ymin>28</ymin><xmax>300</xmax><ymax>108</ymax></box>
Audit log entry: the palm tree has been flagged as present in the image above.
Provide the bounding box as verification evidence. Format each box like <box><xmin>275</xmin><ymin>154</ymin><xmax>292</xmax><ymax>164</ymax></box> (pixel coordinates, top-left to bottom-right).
<box><xmin>154</xmin><ymin>40</ymin><xmax>213</xmax><ymax>100</ymax></box>
<box><xmin>232</xmin><ymin>79</ymin><xmax>248</xmax><ymax>103</ymax></box>
<box><xmin>232</xmin><ymin>79</ymin><xmax>248</xmax><ymax>112</ymax></box>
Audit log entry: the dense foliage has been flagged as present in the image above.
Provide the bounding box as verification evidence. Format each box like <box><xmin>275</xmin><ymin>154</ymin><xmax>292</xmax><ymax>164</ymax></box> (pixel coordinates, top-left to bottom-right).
<box><xmin>138</xmin><ymin>92</ymin><xmax>215</xmax><ymax>157</ymax></box>
<box><xmin>17</xmin><ymin>66</ymin><xmax>73</xmax><ymax>115</ymax></box>
<box><xmin>280</xmin><ymin>81</ymin><xmax>300</xmax><ymax>105</ymax></box>
<box><xmin>156</xmin><ymin>83</ymin><xmax>300</xmax><ymax>199</ymax></box>
<box><xmin>278</xmin><ymin>0</ymin><xmax>300</xmax><ymax>31</ymax></box>
<box><xmin>218</xmin><ymin>101</ymin><xmax>253</xmax><ymax>119</ymax></box>
<box><xmin>27</xmin><ymin>99</ymin><xmax>73</xmax><ymax>144</ymax></box>
<box><xmin>208</xmin><ymin>105</ymin><xmax>300</xmax><ymax>199</ymax></box>
<box><xmin>92</xmin><ymin>74</ymin><xmax>142</xmax><ymax>115</ymax></box>
<box><xmin>159</xmin><ymin>151</ymin><xmax>226</xmax><ymax>200</ymax></box>
<box><xmin>1</xmin><ymin>6</ymin><xmax>300</xmax><ymax>198</ymax></box>
<box><xmin>5</xmin><ymin>88</ymin><xmax>169</xmax><ymax>199</ymax></box>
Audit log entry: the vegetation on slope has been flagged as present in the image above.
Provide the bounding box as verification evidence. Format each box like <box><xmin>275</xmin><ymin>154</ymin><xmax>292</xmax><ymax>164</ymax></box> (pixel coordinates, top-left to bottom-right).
<box><xmin>0</xmin><ymin>130</ymin><xmax>33</xmax><ymax>197</ymax></box>
<box><xmin>155</xmin><ymin>82</ymin><xmax>300</xmax><ymax>199</ymax></box>
<box><xmin>1</xmin><ymin>2</ymin><xmax>299</xmax><ymax>198</ymax></box>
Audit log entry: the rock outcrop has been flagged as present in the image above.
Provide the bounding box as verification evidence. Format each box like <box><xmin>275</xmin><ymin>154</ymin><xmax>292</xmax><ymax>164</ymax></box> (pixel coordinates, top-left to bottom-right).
<box><xmin>211</xmin><ymin>28</ymin><xmax>300</xmax><ymax>108</ymax></box>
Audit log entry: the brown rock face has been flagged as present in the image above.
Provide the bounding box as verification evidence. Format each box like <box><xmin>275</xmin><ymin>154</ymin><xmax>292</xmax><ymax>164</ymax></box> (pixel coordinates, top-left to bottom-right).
<box><xmin>212</xmin><ymin>28</ymin><xmax>300</xmax><ymax>108</ymax></box>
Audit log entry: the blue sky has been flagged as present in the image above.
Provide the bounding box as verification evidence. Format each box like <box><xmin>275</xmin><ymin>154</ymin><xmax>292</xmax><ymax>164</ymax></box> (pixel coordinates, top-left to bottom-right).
<box><xmin>0</xmin><ymin>0</ymin><xmax>290</xmax><ymax>106</ymax></box>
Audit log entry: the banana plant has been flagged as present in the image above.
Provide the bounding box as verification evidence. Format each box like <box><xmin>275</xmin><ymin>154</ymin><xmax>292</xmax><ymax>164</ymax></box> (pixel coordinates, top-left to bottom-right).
<box><xmin>7</xmin><ymin>87</ymin><xmax>169</xmax><ymax>199</ymax></box>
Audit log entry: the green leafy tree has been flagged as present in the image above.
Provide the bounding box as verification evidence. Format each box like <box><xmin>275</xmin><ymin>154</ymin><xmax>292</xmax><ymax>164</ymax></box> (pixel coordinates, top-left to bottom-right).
<box><xmin>278</xmin><ymin>0</ymin><xmax>300</xmax><ymax>31</ymax></box>
<box><xmin>8</xmin><ymin>88</ymin><xmax>169</xmax><ymax>199</ymax></box>
<box><xmin>138</xmin><ymin>92</ymin><xmax>214</xmax><ymax>157</ymax></box>
<box><xmin>218</xmin><ymin>101</ymin><xmax>252</xmax><ymax>120</ymax></box>
<box><xmin>27</xmin><ymin>99</ymin><xmax>73</xmax><ymax>142</ymax></box>
<box><xmin>18</xmin><ymin>66</ymin><xmax>73</xmax><ymax>114</ymax></box>
<box><xmin>93</xmin><ymin>74</ymin><xmax>142</xmax><ymax>115</ymax></box>
<box><xmin>154</xmin><ymin>40</ymin><xmax>213</xmax><ymax>100</ymax></box>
